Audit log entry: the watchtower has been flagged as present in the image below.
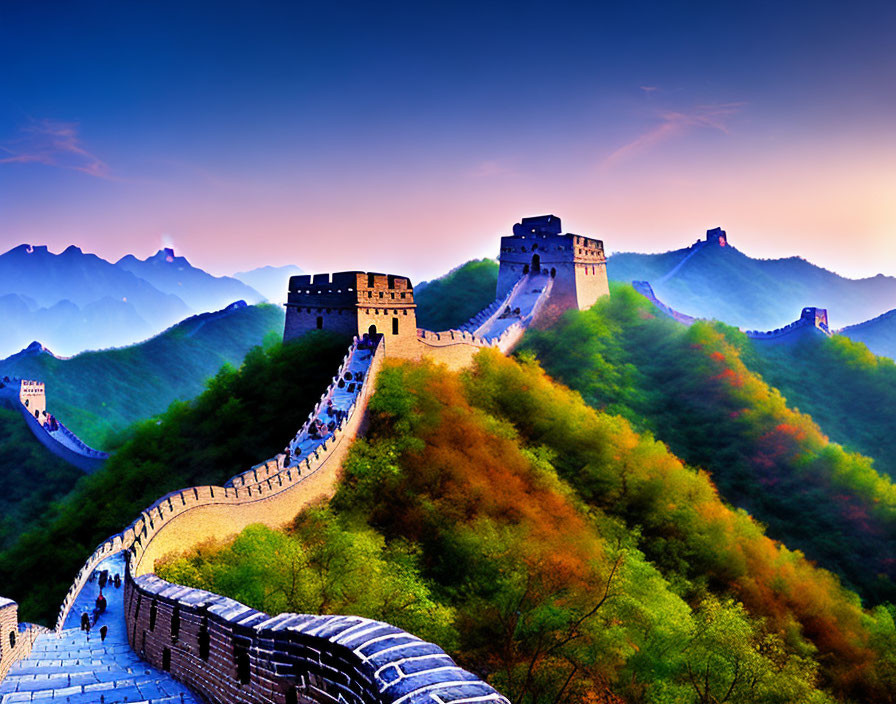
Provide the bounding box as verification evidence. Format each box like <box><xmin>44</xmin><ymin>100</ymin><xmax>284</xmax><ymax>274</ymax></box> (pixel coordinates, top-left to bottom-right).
<box><xmin>284</xmin><ymin>271</ymin><xmax>418</xmax><ymax>354</ymax></box>
<box><xmin>800</xmin><ymin>307</ymin><xmax>829</xmax><ymax>332</ymax></box>
<box><xmin>19</xmin><ymin>379</ymin><xmax>46</xmax><ymax>418</ymax></box>
<box><xmin>705</xmin><ymin>227</ymin><xmax>728</xmax><ymax>246</ymax></box>
<box><xmin>497</xmin><ymin>215</ymin><xmax>609</xmax><ymax>312</ymax></box>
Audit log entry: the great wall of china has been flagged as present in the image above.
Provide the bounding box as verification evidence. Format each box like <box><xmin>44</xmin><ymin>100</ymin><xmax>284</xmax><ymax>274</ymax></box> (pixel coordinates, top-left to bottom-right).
<box><xmin>631</xmin><ymin>227</ymin><xmax>835</xmax><ymax>348</ymax></box>
<box><xmin>0</xmin><ymin>376</ymin><xmax>108</xmax><ymax>472</ymax></box>
<box><xmin>632</xmin><ymin>279</ymin><xmax>832</xmax><ymax>342</ymax></box>
<box><xmin>0</xmin><ymin>215</ymin><xmax>608</xmax><ymax>704</ymax></box>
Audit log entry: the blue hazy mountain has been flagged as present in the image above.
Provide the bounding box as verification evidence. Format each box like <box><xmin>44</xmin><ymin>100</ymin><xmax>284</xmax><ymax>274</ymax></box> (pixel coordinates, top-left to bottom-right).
<box><xmin>608</xmin><ymin>233</ymin><xmax>896</xmax><ymax>330</ymax></box>
<box><xmin>117</xmin><ymin>248</ymin><xmax>264</xmax><ymax>312</ymax></box>
<box><xmin>839</xmin><ymin>309</ymin><xmax>896</xmax><ymax>360</ymax></box>
<box><xmin>232</xmin><ymin>264</ymin><xmax>303</xmax><ymax>304</ymax></box>
<box><xmin>0</xmin><ymin>244</ymin><xmax>191</xmax><ymax>358</ymax></box>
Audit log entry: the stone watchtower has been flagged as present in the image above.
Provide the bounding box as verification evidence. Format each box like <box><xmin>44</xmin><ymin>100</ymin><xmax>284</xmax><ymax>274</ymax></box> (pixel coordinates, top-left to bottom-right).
<box><xmin>497</xmin><ymin>215</ymin><xmax>609</xmax><ymax>314</ymax></box>
<box><xmin>283</xmin><ymin>271</ymin><xmax>419</xmax><ymax>354</ymax></box>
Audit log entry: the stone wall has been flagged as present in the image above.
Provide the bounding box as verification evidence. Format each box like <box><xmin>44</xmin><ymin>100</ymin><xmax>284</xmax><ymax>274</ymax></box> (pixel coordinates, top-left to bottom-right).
<box><xmin>124</xmin><ymin>572</ymin><xmax>509</xmax><ymax>704</ymax></box>
<box><xmin>497</xmin><ymin>216</ymin><xmax>609</xmax><ymax>319</ymax></box>
<box><xmin>56</xmin><ymin>338</ymin><xmax>386</xmax><ymax>631</ymax></box>
<box><xmin>0</xmin><ymin>599</ymin><xmax>43</xmax><ymax>681</ymax></box>
<box><xmin>633</xmin><ymin>280</ymin><xmax>833</xmax><ymax>344</ymax></box>
<box><xmin>284</xmin><ymin>272</ymin><xmax>417</xmax><ymax>352</ymax></box>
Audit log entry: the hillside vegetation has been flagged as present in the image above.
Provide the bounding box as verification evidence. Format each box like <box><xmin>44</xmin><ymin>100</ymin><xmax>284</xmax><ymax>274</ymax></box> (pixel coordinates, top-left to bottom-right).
<box><xmin>0</xmin><ymin>303</ymin><xmax>285</xmax><ymax>448</ymax></box>
<box><xmin>414</xmin><ymin>259</ymin><xmax>498</xmax><ymax>331</ymax></box>
<box><xmin>159</xmin><ymin>353</ymin><xmax>896</xmax><ymax>703</ymax></box>
<box><xmin>0</xmin><ymin>409</ymin><xmax>83</xmax><ymax>549</ymax></box>
<box><xmin>744</xmin><ymin>333</ymin><xmax>896</xmax><ymax>481</ymax></box>
<box><xmin>521</xmin><ymin>284</ymin><xmax>896</xmax><ymax>606</ymax></box>
<box><xmin>0</xmin><ymin>332</ymin><xmax>345</xmax><ymax>624</ymax></box>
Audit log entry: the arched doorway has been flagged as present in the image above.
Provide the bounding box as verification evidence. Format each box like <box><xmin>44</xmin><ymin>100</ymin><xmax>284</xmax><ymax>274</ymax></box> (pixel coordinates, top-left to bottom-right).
<box><xmin>531</xmin><ymin>253</ymin><xmax>540</xmax><ymax>273</ymax></box>
<box><xmin>368</xmin><ymin>324</ymin><xmax>377</xmax><ymax>337</ymax></box>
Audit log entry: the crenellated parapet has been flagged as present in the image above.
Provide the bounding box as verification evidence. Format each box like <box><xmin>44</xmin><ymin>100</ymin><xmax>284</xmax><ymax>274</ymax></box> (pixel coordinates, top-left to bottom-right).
<box><xmin>0</xmin><ymin>375</ymin><xmax>108</xmax><ymax>471</ymax></box>
<box><xmin>498</xmin><ymin>215</ymin><xmax>609</xmax><ymax>317</ymax></box>
<box><xmin>0</xmin><ymin>598</ymin><xmax>45</xmax><ymax>681</ymax></box>
<box><xmin>745</xmin><ymin>307</ymin><xmax>831</xmax><ymax>343</ymax></box>
<box><xmin>55</xmin><ymin>336</ymin><xmax>386</xmax><ymax>633</ymax></box>
<box><xmin>125</xmin><ymin>571</ymin><xmax>509</xmax><ymax>704</ymax></box>
<box><xmin>633</xmin><ymin>281</ymin><xmax>832</xmax><ymax>343</ymax></box>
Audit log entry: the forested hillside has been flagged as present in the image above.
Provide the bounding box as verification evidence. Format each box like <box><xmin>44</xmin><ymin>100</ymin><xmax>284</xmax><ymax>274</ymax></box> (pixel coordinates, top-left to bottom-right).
<box><xmin>521</xmin><ymin>285</ymin><xmax>896</xmax><ymax>605</ymax></box>
<box><xmin>158</xmin><ymin>352</ymin><xmax>896</xmax><ymax>704</ymax></box>
<box><xmin>0</xmin><ymin>303</ymin><xmax>285</xmax><ymax>448</ymax></box>
<box><xmin>0</xmin><ymin>409</ymin><xmax>83</xmax><ymax>549</ymax></box>
<box><xmin>744</xmin><ymin>332</ymin><xmax>896</xmax><ymax>481</ymax></box>
<box><xmin>0</xmin><ymin>332</ymin><xmax>345</xmax><ymax>624</ymax></box>
<box><xmin>414</xmin><ymin>259</ymin><xmax>498</xmax><ymax>331</ymax></box>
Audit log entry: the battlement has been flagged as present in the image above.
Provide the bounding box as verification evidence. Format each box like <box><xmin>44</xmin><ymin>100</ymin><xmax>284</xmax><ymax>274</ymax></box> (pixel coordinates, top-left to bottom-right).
<box><xmin>284</xmin><ymin>271</ymin><xmax>417</xmax><ymax>350</ymax></box>
<box><xmin>498</xmin><ymin>215</ymin><xmax>609</xmax><ymax>312</ymax></box>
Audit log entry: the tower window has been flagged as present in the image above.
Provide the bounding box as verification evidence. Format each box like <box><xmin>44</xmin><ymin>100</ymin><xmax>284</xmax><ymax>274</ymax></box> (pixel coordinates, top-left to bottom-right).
<box><xmin>316</xmin><ymin>316</ymin><xmax>323</xmax><ymax>329</ymax></box>
<box><xmin>392</xmin><ymin>318</ymin><xmax>399</xmax><ymax>335</ymax></box>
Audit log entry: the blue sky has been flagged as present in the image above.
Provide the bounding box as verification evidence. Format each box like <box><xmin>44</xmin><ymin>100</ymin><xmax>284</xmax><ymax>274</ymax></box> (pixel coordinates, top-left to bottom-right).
<box><xmin>1</xmin><ymin>1</ymin><xmax>894</xmax><ymax>280</ymax></box>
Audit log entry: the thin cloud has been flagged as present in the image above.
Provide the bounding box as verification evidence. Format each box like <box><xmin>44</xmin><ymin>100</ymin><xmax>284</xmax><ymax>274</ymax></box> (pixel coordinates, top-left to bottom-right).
<box><xmin>0</xmin><ymin>119</ymin><xmax>111</xmax><ymax>178</ymax></box>
<box><xmin>603</xmin><ymin>102</ymin><xmax>745</xmax><ymax>169</ymax></box>
<box><xmin>640</xmin><ymin>85</ymin><xmax>658</xmax><ymax>93</ymax></box>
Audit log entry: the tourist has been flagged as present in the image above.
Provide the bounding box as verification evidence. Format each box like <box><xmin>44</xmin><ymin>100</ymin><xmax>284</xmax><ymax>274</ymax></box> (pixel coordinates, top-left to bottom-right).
<box><xmin>100</xmin><ymin>625</ymin><xmax>108</xmax><ymax>642</ymax></box>
<box><xmin>114</xmin><ymin>573</ymin><xmax>121</xmax><ymax>589</ymax></box>
<box><xmin>80</xmin><ymin>612</ymin><xmax>90</xmax><ymax>631</ymax></box>
<box><xmin>99</xmin><ymin>570</ymin><xmax>108</xmax><ymax>589</ymax></box>
<box><xmin>96</xmin><ymin>593</ymin><xmax>107</xmax><ymax>613</ymax></box>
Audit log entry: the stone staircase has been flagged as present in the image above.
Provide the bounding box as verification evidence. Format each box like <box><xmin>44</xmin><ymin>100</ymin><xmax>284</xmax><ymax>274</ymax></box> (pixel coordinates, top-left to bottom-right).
<box><xmin>0</xmin><ymin>556</ymin><xmax>199</xmax><ymax>704</ymax></box>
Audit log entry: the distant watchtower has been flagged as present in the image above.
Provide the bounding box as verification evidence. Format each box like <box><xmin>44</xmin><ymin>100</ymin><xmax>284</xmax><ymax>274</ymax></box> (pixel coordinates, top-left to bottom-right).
<box><xmin>801</xmin><ymin>307</ymin><xmax>829</xmax><ymax>332</ymax></box>
<box><xmin>705</xmin><ymin>227</ymin><xmax>728</xmax><ymax>246</ymax></box>
<box><xmin>284</xmin><ymin>271</ymin><xmax>418</xmax><ymax>353</ymax></box>
<box><xmin>497</xmin><ymin>215</ymin><xmax>609</xmax><ymax>312</ymax></box>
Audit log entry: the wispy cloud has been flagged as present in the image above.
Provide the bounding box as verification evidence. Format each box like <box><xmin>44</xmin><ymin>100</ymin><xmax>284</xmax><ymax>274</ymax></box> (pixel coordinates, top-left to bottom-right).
<box><xmin>640</xmin><ymin>85</ymin><xmax>658</xmax><ymax>93</ymax></box>
<box><xmin>0</xmin><ymin>119</ymin><xmax>110</xmax><ymax>178</ymax></box>
<box><xmin>603</xmin><ymin>102</ymin><xmax>744</xmax><ymax>169</ymax></box>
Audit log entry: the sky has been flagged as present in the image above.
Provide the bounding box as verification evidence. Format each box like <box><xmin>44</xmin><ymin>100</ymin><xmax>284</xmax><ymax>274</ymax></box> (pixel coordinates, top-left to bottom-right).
<box><xmin>1</xmin><ymin>0</ymin><xmax>894</xmax><ymax>282</ymax></box>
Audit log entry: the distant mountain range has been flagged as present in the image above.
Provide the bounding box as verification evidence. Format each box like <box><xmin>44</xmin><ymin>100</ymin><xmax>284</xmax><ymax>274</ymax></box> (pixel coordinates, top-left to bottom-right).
<box><xmin>0</xmin><ymin>244</ymin><xmax>300</xmax><ymax>358</ymax></box>
<box><xmin>117</xmin><ymin>248</ymin><xmax>263</xmax><ymax>312</ymax></box>
<box><xmin>232</xmin><ymin>264</ymin><xmax>303</xmax><ymax>304</ymax></box>
<box><xmin>608</xmin><ymin>230</ymin><xmax>896</xmax><ymax>330</ymax></box>
<box><xmin>0</xmin><ymin>301</ymin><xmax>285</xmax><ymax>448</ymax></box>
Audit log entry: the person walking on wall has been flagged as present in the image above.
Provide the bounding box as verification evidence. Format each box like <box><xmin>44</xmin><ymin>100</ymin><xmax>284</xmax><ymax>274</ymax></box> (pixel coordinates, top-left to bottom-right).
<box><xmin>100</xmin><ymin>625</ymin><xmax>108</xmax><ymax>642</ymax></box>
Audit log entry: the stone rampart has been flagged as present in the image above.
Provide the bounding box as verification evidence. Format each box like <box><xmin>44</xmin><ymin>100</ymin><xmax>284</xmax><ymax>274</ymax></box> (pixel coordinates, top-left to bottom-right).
<box><xmin>631</xmin><ymin>281</ymin><xmax>698</xmax><ymax>326</ymax></box>
<box><xmin>0</xmin><ymin>376</ymin><xmax>108</xmax><ymax>472</ymax></box>
<box><xmin>633</xmin><ymin>281</ymin><xmax>832</xmax><ymax>344</ymax></box>
<box><xmin>125</xmin><ymin>571</ymin><xmax>509</xmax><ymax>704</ymax></box>
<box><xmin>0</xmin><ymin>599</ymin><xmax>45</xmax><ymax>681</ymax></box>
<box><xmin>55</xmin><ymin>337</ymin><xmax>386</xmax><ymax>633</ymax></box>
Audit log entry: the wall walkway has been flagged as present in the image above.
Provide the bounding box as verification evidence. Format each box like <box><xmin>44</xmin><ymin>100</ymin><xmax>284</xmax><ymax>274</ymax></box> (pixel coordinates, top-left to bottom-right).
<box><xmin>1</xmin><ymin>272</ymin><xmax>558</xmax><ymax>702</ymax></box>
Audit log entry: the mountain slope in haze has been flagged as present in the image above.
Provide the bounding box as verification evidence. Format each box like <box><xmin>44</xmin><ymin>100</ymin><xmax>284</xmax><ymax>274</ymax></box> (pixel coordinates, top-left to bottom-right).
<box><xmin>608</xmin><ymin>233</ymin><xmax>896</xmax><ymax>329</ymax></box>
<box><xmin>117</xmin><ymin>248</ymin><xmax>264</xmax><ymax>312</ymax></box>
<box><xmin>0</xmin><ymin>244</ymin><xmax>191</xmax><ymax>357</ymax></box>
<box><xmin>839</xmin><ymin>308</ymin><xmax>896</xmax><ymax>359</ymax></box>
<box><xmin>0</xmin><ymin>302</ymin><xmax>286</xmax><ymax>448</ymax></box>
<box><xmin>233</xmin><ymin>264</ymin><xmax>303</xmax><ymax>304</ymax></box>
